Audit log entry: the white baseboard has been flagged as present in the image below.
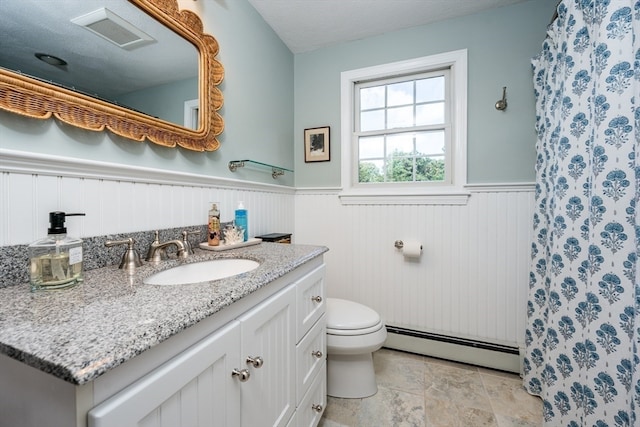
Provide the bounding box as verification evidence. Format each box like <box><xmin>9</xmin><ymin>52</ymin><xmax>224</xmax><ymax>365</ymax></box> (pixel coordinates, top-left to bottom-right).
<box><xmin>384</xmin><ymin>329</ymin><xmax>521</xmax><ymax>374</ymax></box>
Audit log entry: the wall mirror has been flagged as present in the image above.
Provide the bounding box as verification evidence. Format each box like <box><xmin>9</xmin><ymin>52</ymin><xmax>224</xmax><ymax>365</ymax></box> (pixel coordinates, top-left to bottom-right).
<box><xmin>0</xmin><ymin>0</ymin><xmax>224</xmax><ymax>151</ymax></box>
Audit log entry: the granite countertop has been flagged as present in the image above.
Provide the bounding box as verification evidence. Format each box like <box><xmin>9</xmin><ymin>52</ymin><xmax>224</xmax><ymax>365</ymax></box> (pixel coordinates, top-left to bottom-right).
<box><xmin>0</xmin><ymin>242</ymin><xmax>327</xmax><ymax>385</ymax></box>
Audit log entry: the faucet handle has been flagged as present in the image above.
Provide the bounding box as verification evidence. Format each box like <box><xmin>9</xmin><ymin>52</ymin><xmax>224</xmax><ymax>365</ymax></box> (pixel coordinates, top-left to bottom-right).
<box><xmin>181</xmin><ymin>230</ymin><xmax>200</xmax><ymax>255</ymax></box>
<box><xmin>105</xmin><ymin>238</ymin><xmax>143</xmax><ymax>272</ymax></box>
<box><xmin>147</xmin><ymin>230</ymin><xmax>168</xmax><ymax>261</ymax></box>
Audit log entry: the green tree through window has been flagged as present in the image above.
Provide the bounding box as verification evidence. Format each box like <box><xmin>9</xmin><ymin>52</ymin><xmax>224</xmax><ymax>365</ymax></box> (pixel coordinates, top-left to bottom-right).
<box><xmin>359</xmin><ymin>150</ymin><xmax>445</xmax><ymax>183</ymax></box>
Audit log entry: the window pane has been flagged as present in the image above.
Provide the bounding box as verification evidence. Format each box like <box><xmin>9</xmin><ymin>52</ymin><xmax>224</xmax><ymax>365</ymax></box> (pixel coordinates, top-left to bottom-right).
<box><xmin>360</xmin><ymin>110</ymin><xmax>385</xmax><ymax>131</ymax></box>
<box><xmin>387</xmin><ymin>106</ymin><xmax>413</xmax><ymax>129</ymax></box>
<box><xmin>416</xmin><ymin>76</ymin><xmax>444</xmax><ymax>103</ymax></box>
<box><xmin>359</xmin><ymin>160</ymin><xmax>384</xmax><ymax>183</ymax></box>
<box><xmin>387</xmin><ymin>81</ymin><xmax>413</xmax><ymax>107</ymax></box>
<box><xmin>387</xmin><ymin>133</ymin><xmax>414</xmax><ymax>155</ymax></box>
<box><xmin>359</xmin><ymin>136</ymin><xmax>385</xmax><ymax>159</ymax></box>
<box><xmin>360</xmin><ymin>86</ymin><xmax>385</xmax><ymax>109</ymax></box>
<box><xmin>385</xmin><ymin>153</ymin><xmax>414</xmax><ymax>182</ymax></box>
<box><xmin>416</xmin><ymin>131</ymin><xmax>445</xmax><ymax>156</ymax></box>
<box><xmin>415</xmin><ymin>156</ymin><xmax>445</xmax><ymax>182</ymax></box>
<box><xmin>416</xmin><ymin>102</ymin><xmax>445</xmax><ymax>126</ymax></box>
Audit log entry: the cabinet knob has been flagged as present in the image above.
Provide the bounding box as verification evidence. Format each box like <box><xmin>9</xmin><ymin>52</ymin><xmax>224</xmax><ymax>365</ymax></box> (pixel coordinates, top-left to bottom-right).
<box><xmin>231</xmin><ymin>368</ymin><xmax>251</xmax><ymax>382</ymax></box>
<box><xmin>246</xmin><ymin>355</ymin><xmax>264</xmax><ymax>368</ymax></box>
<box><xmin>312</xmin><ymin>403</ymin><xmax>323</xmax><ymax>413</ymax></box>
<box><xmin>311</xmin><ymin>295</ymin><xmax>322</xmax><ymax>303</ymax></box>
<box><xmin>311</xmin><ymin>350</ymin><xmax>323</xmax><ymax>359</ymax></box>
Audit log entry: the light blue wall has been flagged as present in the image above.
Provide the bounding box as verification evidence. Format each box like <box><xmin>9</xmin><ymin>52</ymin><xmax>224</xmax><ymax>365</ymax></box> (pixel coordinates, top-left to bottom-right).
<box><xmin>293</xmin><ymin>0</ymin><xmax>557</xmax><ymax>187</ymax></box>
<box><xmin>0</xmin><ymin>0</ymin><xmax>294</xmax><ymax>186</ymax></box>
<box><xmin>116</xmin><ymin>77</ymin><xmax>198</xmax><ymax>125</ymax></box>
<box><xmin>0</xmin><ymin>0</ymin><xmax>557</xmax><ymax>187</ymax></box>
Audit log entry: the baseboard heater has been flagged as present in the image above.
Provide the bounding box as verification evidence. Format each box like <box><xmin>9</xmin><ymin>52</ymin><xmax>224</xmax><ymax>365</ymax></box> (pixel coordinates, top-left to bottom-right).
<box><xmin>384</xmin><ymin>325</ymin><xmax>521</xmax><ymax>374</ymax></box>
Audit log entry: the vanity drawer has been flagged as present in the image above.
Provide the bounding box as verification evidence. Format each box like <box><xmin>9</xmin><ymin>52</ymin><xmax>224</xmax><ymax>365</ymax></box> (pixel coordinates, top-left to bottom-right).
<box><xmin>296</xmin><ymin>314</ymin><xmax>326</xmax><ymax>404</ymax></box>
<box><xmin>295</xmin><ymin>362</ymin><xmax>327</xmax><ymax>427</ymax></box>
<box><xmin>296</xmin><ymin>264</ymin><xmax>326</xmax><ymax>342</ymax></box>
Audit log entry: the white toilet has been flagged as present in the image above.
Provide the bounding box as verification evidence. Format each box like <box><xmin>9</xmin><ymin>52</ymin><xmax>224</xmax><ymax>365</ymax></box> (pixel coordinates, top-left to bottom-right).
<box><xmin>325</xmin><ymin>298</ymin><xmax>387</xmax><ymax>398</ymax></box>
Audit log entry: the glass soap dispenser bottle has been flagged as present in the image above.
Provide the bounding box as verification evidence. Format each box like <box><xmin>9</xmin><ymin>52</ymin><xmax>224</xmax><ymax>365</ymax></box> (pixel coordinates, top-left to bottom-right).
<box><xmin>29</xmin><ymin>211</ymin><xmax>85</xmax><ymax>291</ymax></box>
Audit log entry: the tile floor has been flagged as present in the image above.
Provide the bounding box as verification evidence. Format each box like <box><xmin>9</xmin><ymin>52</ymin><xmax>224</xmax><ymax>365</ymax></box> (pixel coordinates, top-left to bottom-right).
<box><xmin>319</xmin><ymin>348</ymin><xmax>542</xmax><ymax>427</ymax></box>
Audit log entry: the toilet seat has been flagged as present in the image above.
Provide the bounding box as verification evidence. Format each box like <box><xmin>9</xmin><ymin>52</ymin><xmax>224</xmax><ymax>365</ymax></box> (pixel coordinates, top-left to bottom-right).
<box><xmin>326</xmin><ymin>298</ymin><xmax>383</xmax><ymax>336</ymax></box>
<box><xmin>327</xmin><ymin>321</ymin><xmax>384</xmax><ymax>336</ymax></box>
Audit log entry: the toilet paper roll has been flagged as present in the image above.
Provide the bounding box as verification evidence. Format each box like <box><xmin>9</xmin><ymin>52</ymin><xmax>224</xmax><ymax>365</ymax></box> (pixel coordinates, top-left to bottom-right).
<box><xmin>402</xmin><ymin>240</ymin><xmax>422</xmax><ymax>258</ymax></box>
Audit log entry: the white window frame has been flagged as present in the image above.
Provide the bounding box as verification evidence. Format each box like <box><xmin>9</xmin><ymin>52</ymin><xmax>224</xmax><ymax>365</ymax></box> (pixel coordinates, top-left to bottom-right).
<box><xmin>340</xmin><ymin>49</ymin><xmax>469</xmax><ymax>205</ymax></box>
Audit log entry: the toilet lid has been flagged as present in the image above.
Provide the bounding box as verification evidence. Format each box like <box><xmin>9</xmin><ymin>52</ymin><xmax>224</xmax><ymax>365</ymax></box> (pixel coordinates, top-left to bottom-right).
<box><xmin>326</xmin><ymin>298</ymin><xmax>381</xmax><ymax>330</ymax></box>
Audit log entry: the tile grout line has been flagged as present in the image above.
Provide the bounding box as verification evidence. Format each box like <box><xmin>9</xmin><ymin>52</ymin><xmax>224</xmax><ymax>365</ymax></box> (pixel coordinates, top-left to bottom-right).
<box><xmin>477</xmin><ymin>369</ymin><xmax>503</xmax><ymax>427</ymax></box>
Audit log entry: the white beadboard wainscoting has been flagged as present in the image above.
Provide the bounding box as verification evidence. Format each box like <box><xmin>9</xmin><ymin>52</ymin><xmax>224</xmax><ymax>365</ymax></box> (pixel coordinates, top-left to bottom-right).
<box><xmin>1</xmin><ymin>148</ymin><xmax>535</xmax><ymax>372</ymax></box>
<box><xmin>294</xmin><ymin>185</ymin><xmax>535</xmax><ymax>372</ymax></box>
<box><xmin>0</xmin><ymin>149</ymin><xmax>295</xmax><ymax>246</ymax></box>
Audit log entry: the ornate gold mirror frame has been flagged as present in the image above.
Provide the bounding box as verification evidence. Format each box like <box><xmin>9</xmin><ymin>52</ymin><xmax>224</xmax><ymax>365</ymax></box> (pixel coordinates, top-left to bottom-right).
<box><xmin>0</xmin><ymin>0</ymin><xmax>224</xmax><ymax>152</ymax></box>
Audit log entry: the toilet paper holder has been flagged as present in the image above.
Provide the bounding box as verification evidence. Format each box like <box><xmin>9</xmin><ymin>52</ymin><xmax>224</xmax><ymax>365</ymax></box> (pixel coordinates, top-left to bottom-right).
<box><xmin>394</xmin><ymin>240</ymin><xmax>422</xmax><ymax>250</ymax></box>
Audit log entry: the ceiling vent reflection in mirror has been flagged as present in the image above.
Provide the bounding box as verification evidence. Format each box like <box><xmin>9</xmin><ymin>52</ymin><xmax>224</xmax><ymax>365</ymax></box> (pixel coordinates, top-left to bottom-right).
<box><xmin>71</xmin><ymin>8</ymin><xmax>155</xmax><ymax>50</ymax></box>
<box><xmin>0</xmin><ymin>0</ymin><xmax>224</xmax><ymax>152</ymax></box>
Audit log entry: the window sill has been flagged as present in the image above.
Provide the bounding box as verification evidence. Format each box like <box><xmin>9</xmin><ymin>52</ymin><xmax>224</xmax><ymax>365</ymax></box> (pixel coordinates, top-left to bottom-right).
<box><xmin>338</xmin><ymin>188</ymin><xmax>470</xmax><ymax>205</ymax></box>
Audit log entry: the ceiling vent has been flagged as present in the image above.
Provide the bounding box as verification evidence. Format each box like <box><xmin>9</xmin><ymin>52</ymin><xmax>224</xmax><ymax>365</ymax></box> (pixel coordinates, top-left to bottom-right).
<box><xmin>71</xmin><ymin>8</ymin><xmax>155</xmax><ymax>50</ymax></box>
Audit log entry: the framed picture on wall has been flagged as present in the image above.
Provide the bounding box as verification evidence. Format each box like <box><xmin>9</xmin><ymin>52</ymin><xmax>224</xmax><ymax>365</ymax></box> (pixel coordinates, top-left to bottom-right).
<box><xmin>304</xmin><ymin>126</ymin><xmax>330</xmax><ymax>162</ymax></box>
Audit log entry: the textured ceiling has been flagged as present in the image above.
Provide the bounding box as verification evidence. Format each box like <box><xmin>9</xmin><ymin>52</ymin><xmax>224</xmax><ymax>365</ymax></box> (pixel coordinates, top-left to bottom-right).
<box><xmin>247</xmin><ymin>0</ymin><xmax>531</xmax><ymax>53</ymax></box>
<box><xmin>0</xmin><ymin>0</ymin><xmax>535</xmax><ymax>98</ymax></box>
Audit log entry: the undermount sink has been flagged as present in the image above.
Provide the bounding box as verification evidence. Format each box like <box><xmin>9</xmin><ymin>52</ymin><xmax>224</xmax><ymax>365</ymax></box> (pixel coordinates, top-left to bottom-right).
<box><xmin>143</xmin><ymin>259</ymin><xmax>260</xmax><ymax>285</ymax></box>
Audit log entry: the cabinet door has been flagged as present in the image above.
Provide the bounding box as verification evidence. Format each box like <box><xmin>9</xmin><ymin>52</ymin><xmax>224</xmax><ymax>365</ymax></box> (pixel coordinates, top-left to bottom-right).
<box><xmin>88</xmin><ymin>321</ymin><xmax>241</xmax><ymax>427</ymax></box>
<box><xmin>239</xmin><ymin>285</ymin><xmax>296</xmax><ymax>427</ymax></box>
<box><xmin>296</xmin><ymin>264</ymin><xmax>326</xmax><ymax>342</ymax></box>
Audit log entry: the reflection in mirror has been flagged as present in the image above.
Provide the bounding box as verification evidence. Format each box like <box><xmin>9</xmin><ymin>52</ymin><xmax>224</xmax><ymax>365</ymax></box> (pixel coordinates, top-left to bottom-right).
<box><xmin>184</xmin><ymin>99</ymin><xmax>199</xmax><ymax>130</ymax></box>
<box><xmin>0</xmin><ymin>0</ymin><xmax>224</xmax><ymax>151</ymax></box>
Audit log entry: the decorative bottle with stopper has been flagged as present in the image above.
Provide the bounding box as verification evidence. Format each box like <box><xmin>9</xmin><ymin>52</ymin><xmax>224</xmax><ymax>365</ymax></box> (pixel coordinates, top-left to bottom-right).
<box><xmin>28</xmin><ymin>211</ymin><xmax>85</xmax><ymax>291</ymax></box>
<box><xmin>208</xmin><ymin>203</ymin><xmax>221</xmax><ymax>246</ymax></box>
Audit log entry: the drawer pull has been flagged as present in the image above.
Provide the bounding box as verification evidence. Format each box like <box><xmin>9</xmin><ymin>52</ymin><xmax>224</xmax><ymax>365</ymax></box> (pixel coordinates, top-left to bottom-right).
<box><xmin>311</xmin><ymin>350</ymin><xmax>323</xmax><ymax>359</ymax></box>
<box><xmin>246</xmin><ymin>355</ymin><xmax>264</xmax><ymax>368</ymax></box>
<box><xmin>312</xmin><ymin>404</ymin><xmax>323</xmax><ymax>413</ymax></box>
<box><xmin>231</xmin><ymin>368</ymin><xmax>251</xmax><ymax>382</ymax></box>
<box><xmin>311</xmin><ymin>295</ymin><xmax>323</xmax><ymax>303</ymax></box>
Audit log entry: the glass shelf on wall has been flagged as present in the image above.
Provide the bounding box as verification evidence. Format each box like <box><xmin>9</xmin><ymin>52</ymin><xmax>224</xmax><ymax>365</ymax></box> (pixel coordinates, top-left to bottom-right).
<box><xmin>228</xmin><ymin>160</ymin><xmax>293</xmax><ymax>179</ymax></box>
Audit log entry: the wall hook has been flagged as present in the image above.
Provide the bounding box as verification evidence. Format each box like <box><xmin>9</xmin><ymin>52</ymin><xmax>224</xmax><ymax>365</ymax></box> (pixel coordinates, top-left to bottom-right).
<box><xmin>495</xmin><ymin>86</ymin><xmax>507</xmax><ymax>111</ymax></box>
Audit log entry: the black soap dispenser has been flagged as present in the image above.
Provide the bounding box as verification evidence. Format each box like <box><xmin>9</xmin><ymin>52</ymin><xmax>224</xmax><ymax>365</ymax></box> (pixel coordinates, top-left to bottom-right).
<box><xmin>28</xmin><ymin>211</ymin><xmax>85</xmax><ymax>291</ymax></box>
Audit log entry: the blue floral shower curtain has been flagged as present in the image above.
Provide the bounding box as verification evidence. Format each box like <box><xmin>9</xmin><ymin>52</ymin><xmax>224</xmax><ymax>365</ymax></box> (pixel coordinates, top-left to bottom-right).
<box><xmin>524</xmin><ymin>1</ymin><xmax>640</xmax><ymax>425</ymax></box>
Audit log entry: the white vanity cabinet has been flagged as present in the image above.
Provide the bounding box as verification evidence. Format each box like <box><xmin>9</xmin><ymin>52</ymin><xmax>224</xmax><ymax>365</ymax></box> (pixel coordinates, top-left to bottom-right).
<box><xmin>86</xmin><ymin>261</ymin><xmax>325</xmax><ymax>427</ymax></box>
<box><xmin>0</xmin><ymin>256</ymin><xmax>326</xmax><ymax>427</ymax></box>
<box><xmin>88</xmin><ymin>321</ymin><xmax>242</xmax><ymax>427</ymax></box>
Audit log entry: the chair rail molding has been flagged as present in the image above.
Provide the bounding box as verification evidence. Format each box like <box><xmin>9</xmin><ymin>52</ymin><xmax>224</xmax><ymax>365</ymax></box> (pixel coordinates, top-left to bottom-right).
<box><xmin>0</xmin><ymin>149</ymin><xmax>295</xmax><ymax>193</ymax></box>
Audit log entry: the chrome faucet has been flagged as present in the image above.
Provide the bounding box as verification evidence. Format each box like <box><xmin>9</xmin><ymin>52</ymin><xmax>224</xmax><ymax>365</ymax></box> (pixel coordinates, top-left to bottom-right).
<box><xmin>105</xmin><ymin>237</ymin><xmax>143</xmax><ymax>273</ymax></box>
<box><xmin>146</xmin><ymin>231</ymin><xmax>188</xmax><ymax>263</ymax></box>
<box><xmin>181</xmin><ymin>229</ymin><xmax>200</xmax><ymax>255</ymax></box>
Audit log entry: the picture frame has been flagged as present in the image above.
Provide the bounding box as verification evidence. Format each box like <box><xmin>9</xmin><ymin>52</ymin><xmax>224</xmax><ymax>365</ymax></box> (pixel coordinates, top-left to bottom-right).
<box><xmin>304</xmin><ymin>126</ymin><xmax>330</xmax><ymax>162</ymax></box>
